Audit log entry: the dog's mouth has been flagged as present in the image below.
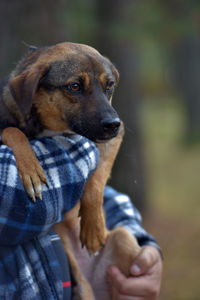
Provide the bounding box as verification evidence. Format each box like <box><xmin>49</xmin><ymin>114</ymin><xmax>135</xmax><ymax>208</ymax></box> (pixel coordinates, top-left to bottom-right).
<box><xmin>69</xmin><ymin>117</ymin><xmax>121</xmax><ymax>143</ymax></box>
<box><xmin>79</xmin><ymin>127</ymin><xmax>120</xmax><ymax>143</ymax></box>
<box><xmin>94</xmin><ymin>131</ymin><xmax>120</xmax><ymax>143</ymax></box>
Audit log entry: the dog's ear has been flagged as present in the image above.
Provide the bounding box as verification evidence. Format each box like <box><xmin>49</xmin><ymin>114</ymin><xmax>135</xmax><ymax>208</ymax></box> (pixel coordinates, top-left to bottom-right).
<box><xmin>103</xmin><ymin>56</ymin><xmax>120</xmax><ymax>83</ymax></box>
<box><xmin>9</xmin><ymin>64</ymin><xmax>49</xmax><ymax>114</ymax></box>
<box><xmin>110</xmin><ymin>63</ymin><xmax>119</xmax><ymax>84</ymax></box>
<box><xmin>113</xmin><ymin>67</ymin><xmax>119</xmax><ymax>83</ymax></box>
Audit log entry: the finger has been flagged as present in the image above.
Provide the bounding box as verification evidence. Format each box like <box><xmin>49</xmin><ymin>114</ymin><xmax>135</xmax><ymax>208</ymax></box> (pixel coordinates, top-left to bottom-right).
<box><xmin>107</xmin><ymin>265</ymin><xmax>154</xmax><ymax>297</ymax></box>
<box><xmin>107</xmin><ymin>265</ymin><xmax>126</xmax><ymax>286</ymax></box>
<box><xmin>117</xmin><ymin>296</ymin><xmax>141</xmax><ymax>300</ymax></box>
<box><xmin>130</xmin><ymin>246</ymin><xmax>160</xmax><ymax>276</ymax></box>
<box><xmin>109</xmin><ymin>282</ymin><xmax>142</xmax><ymax>300</ymax></box>
<box><xmin>107</xmin><ymin>266</ymin><xmax>141</xmax><ymax>296</ymax></box>
<box><xmin>111</xmin><ymin>290</ymin><xmax>142</xmax><ymax>300</ymax></box>
<box><xmin>108</xmin><ymin>277</ymin><xmax>134</xmax><ymax>300</ymax></box>
<box><xmin>120</xmin><ymin>275</ymin><xmax>156</xmax><ymax>297</ymax></box>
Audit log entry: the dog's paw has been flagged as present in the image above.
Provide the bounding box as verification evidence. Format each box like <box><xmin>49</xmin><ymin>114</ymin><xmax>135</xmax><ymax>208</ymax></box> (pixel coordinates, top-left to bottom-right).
<box><xmin>16</xmin><ymin>154</ymin><xmax>47</xmax><ymax>202</ymax></box>
<box><xmin>80</xmin><ymin>215</ymin><xmax>106</xmax><ymax>254</ymax></box>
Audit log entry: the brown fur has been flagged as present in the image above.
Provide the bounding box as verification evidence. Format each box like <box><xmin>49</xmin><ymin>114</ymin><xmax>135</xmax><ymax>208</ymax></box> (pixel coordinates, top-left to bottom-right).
<box><xmin>0</xmin><ymin>42</ymin><xmax>141</xmax><ymax>299</ymax></box>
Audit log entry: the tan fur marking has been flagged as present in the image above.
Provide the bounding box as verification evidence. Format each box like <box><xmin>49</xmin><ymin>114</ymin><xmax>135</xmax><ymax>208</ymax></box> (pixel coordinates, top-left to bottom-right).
<box><xmin>80</xmin><ymin>72</ymin><xmax>90</xmax><ymax>90</ymax></box>
<box><xmin>99</xmin><ymin>73</ymin><xmax>107</xmax><ymax>90</ymax></box>
<box><xmin>33</xmin><ymin>89</ymin><xmax>75</xmax><ymax>132</ymax></box>
<box><xmin>99</xmin><ymin>72</ymin><xmax>117</xmax><ymax>89</ymax></box>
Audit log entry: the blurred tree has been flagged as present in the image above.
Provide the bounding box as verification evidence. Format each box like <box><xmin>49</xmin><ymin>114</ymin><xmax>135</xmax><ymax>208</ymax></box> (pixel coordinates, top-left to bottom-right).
<box><xmin>164</xmin><ymin>0</ymin><xmax>200</xmax><ymax>143</ymax></box>
<box><xmin>0</xmin><ymin>0</ymin><xmax>67</xmax><ymax>78</ymax></box>
<box><xmin>95</xmin><ymin>0</ymin><xmax>147</xmax><ymax>210</ymax></box>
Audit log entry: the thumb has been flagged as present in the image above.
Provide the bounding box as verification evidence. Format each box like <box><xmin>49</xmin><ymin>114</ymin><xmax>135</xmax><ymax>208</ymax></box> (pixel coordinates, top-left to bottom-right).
<box><xmin>130</xmin><ymin>246</ymin><xmax>157</xmax><ymax>276</ymax></box>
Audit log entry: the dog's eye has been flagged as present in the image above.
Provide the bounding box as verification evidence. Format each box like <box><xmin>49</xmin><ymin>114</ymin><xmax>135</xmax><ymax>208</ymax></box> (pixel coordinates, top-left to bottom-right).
<box><xmin>106</xmin><ymin>81</ymin><xmax>115</xmax><ymax>92</ymax></box>
<box><xmin>67</xmin><ymin>82</ymin><xmax>81</xmax><ymax>92</ymax></box>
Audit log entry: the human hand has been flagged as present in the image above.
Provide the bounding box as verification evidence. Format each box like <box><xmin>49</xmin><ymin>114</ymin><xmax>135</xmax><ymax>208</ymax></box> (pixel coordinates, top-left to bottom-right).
<box><xmin>107</xmin><ymin>246</ymin><xmax>163</xmax><ymax>300</ymax></box>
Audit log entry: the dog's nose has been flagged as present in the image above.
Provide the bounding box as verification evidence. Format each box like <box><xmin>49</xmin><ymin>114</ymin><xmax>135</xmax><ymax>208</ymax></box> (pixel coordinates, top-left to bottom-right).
<box><xmin>101</xmin><ymin>117</ymin><xmax>121</xmax><ymax>134</ymax></box>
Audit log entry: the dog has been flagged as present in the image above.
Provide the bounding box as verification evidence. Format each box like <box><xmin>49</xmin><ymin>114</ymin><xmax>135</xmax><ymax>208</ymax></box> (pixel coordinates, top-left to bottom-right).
<box><xmin>0</xmin><ymin>42</ymin><xmax>141</xmax><ymax>299</ymax></box>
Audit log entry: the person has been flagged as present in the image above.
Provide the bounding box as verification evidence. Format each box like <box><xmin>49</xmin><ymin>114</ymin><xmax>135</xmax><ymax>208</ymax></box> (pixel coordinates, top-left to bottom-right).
<box><xmin>0</xmin><ymin>134</ymin><xmax>162</xmax><ymax>299</ymax></box>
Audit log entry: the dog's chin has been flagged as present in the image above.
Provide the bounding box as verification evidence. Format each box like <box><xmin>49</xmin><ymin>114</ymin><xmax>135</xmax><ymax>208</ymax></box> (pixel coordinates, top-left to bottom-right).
<box><xmin>92</xmin><ymin>132</ymin><xmax>119</xmax><ymax>143</ymax></box>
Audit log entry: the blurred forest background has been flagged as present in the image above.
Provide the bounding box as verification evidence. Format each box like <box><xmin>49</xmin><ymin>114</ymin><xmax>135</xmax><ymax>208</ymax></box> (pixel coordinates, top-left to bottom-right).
<box><xmin>0</xmin><ymin>0</ymin><xmax>200</xmax><ymax>299</ymax></box>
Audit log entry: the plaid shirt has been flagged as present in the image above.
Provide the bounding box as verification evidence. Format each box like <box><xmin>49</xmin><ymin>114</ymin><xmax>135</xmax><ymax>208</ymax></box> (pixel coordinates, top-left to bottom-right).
<box><xmin>0</xmin><ymin>134</ymin><xmax>158</xmax><ymax>299</ymax></box>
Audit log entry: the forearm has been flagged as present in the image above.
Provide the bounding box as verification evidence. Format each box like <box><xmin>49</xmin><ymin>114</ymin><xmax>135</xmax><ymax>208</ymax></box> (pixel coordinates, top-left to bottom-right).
<box><xmin>0</xmin><ymin>134</ymin><xmax>99</xmax><ymax>245</ymax></box>
<box><xmin>103</xmin><ymin>186</ymin><xmax>160</xmax><ymax>251</ymax></box>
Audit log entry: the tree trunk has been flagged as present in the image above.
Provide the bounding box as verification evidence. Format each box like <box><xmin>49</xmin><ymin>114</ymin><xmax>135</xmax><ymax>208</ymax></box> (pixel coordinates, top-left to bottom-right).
<box><xmin>174</xmin><ymin>35</ymin><xmax>200</xmax><ymax>143</ymax></box>
<box><xmin>0</xmin><ymin>0</ymin><xmax>66</xmax><ymax>78</ymax></box>
<box><xmin>160</xmin><ymin>0</ymin><xmax>200</xmax><ymax>143</ymax></box>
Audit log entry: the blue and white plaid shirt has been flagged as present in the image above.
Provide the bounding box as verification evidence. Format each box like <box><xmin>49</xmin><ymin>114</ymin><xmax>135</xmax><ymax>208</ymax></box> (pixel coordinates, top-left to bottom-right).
<box><xmin>0</xmin><ymin>134</ymin><xmax>158</xmax><ymax>299</ymax></box>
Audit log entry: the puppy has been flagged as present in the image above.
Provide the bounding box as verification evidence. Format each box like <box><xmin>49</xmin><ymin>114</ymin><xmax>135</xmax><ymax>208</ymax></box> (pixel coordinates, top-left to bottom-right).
<box><xmin>0</xmin><ymin>42</ymin><xmax>141</xmax><ymax>299</ymax></box>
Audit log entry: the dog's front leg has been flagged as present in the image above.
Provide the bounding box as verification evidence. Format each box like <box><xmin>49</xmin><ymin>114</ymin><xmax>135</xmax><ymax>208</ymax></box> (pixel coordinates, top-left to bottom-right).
<box><xmin>79</xmin><ymin>123</ymin><xmax>124</xmax><ymax>254</ymax></box>
<box><xmin>79</xmin><ymin>176</ymin><xmax>106</xmax><ymax>254</ymax></box>
<box><xmin>2</xmin><ymin>127</ymin><xmax>47</xmax><ymax>201</ymax></box>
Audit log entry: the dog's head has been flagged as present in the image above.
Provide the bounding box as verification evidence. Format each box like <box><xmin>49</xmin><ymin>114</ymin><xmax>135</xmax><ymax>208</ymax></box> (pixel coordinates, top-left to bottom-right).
<box><xmin>9</xmin><ymin>42</ymin><xmax>120</xmax><ymax>142</ymax></box>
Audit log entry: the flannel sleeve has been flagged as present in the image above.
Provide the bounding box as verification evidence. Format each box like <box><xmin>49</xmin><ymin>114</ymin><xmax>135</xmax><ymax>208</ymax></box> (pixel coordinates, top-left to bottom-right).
<box><xmin>103</xmin><ymin>186</ymin><xmax>160</xmax><ymax>250</ymax></box>
<box><xmin>0</xmin><ymin>134</ymin><xmax>99</xmax><ymax>245</ymax></box>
